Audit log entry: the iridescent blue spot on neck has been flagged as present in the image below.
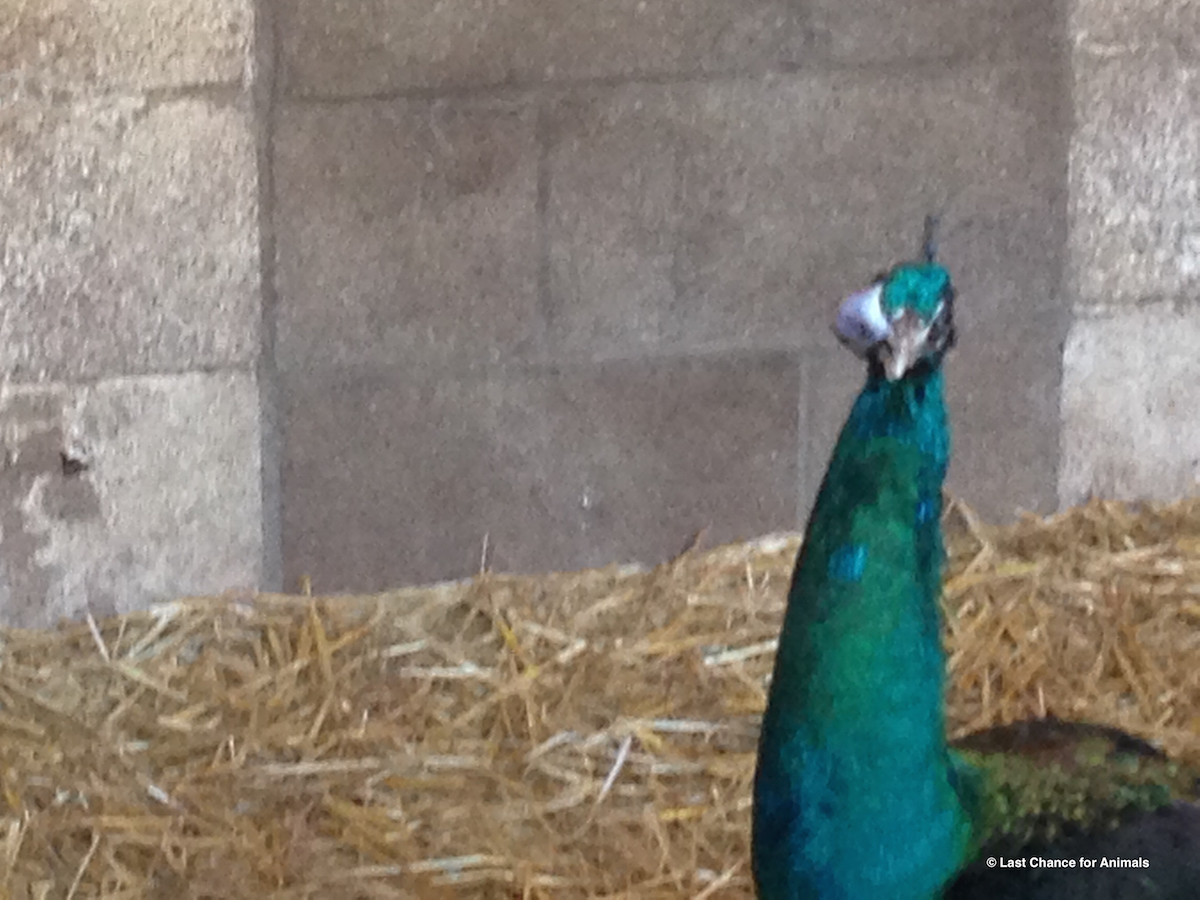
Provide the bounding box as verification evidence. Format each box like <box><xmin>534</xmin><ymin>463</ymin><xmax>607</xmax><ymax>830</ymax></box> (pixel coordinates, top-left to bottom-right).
<box><xmin>828</xmin><ymin>543</ymin><xmax>868</xmax><ymax>583</ymax></box>
<box><xmin>915</xmin><ymin>495</ymin><xmax>937</xmax><ymax>526</ymax></box>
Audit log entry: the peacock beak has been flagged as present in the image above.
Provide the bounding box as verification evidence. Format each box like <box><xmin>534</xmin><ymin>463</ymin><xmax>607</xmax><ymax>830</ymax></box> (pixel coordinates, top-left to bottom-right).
<box><xmin>875</xmin><ymin>310</ymin><xmax>931</xmax><ymax>382</ymax></box>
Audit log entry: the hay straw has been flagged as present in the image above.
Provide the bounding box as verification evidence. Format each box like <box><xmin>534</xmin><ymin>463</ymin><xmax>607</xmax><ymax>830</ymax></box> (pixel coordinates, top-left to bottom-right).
<box><xmin>0</xmin><ymin>497</ymin><xmax>1198</xmax><ymax>897</ymax></box>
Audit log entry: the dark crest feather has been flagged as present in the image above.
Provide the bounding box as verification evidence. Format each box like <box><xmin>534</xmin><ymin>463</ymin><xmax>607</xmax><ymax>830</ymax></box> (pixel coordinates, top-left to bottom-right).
<box><xmin>922</xmin><ymin>214</ymin><xmax>940</xmax><ymax>263</ymax></box>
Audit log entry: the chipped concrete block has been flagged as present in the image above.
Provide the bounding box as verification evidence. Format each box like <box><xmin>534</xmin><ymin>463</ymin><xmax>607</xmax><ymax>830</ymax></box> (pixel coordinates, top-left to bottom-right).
<box><xmin>1070</xmin><ymin>57</ymin><xmax>1200</xmax><ymax>305</ymax></box>
<box><xmin>1060</xmin><ymin>306</ymin><xmax>1200</xmax><ymax>506</ymax></box>
<box><xmin>0</xmin><ymin>96</ymin><xmax>260</xmax><ymax>380</ymax></box>
<box><xmin>0</xmin><ymin>0</ymin><xmax>252</xmax><ymax>96</ymax></box>
<box><xmin>0</xmin><ymin>371</ymin><xmax>262</xmax><ymax>627</ymax></box>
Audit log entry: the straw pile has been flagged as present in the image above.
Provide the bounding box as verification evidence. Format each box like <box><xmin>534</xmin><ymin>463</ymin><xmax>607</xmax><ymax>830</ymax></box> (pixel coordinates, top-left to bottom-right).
<box><xmin>1</xmin><ymin>498</ymin><xmax>1199</xmax><ymax>899</ymax></box>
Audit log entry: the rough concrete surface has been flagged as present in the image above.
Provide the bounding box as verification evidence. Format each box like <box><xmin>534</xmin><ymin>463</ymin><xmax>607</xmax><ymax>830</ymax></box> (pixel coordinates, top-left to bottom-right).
<box><xmin>808</xmin><ymin>0</ymin><xmax>1061</xmax><ymax>65</ymax></box>
<box><xmin>0</xmin><ymin>95</ymin><xmax>260</xmax><ymax>380</ymax></box>
<box><xmin>278</xmin><ymin>0</ymin><xmax>808</xmax><ymax>96</ymax></box>
<box><xmin>1071</xmin><ymin>55</ymin><xmax>1200</xmax><ymax>306</ymax></box>
<box><xmin>944</xmin><ymin>324</ymin><xmax>1065</xmax><ymax>519</ymax></box>
<box><xmin>547</xmin><ymin>65</ymin><xmax>1066</xmax><ymax>358</ymax></box>
<box><xmin>0</xmin><ymin>0</ymin><xmax>251</xmax><ymax>96</ymax></box>
<box><xmin>280</xmin><ymin>352</ymin><xmax>800</xmax><ymax>593</ymax></box>
<box><xmin>939</xmin><ymin>212</ymin><xmax>1068</xmax><ymax>517</ymax></box>
<box><xmin>273</xmin><ymin>99</ymin><xmax>540</xmax><ymax>373</ymax></box>
<box><xmin>0</xmin><ymin>371</ymin><xmax>262</xmax><ymax>629</ymax></box>
<box><xmin>276</xmin><ymin>0</ymin><xmax>1065</xmax><ymax>97</ymax></box>
<box><xmin>1071</xmin><ymin>0</ymin><xmax>1200</xmax><ymax>61</ymax></box>
<box><xmin>1060</xmin><ymin>306</ymin><xmax>1200</xmax><ymax>506</ymax></box>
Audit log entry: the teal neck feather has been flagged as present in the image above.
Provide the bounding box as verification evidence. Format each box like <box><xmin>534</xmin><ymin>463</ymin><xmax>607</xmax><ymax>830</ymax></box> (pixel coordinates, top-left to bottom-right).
<box><xmin>753</xmin><ymin>365</ymin><xmax>972</xmax><ymax>899</ymax></box>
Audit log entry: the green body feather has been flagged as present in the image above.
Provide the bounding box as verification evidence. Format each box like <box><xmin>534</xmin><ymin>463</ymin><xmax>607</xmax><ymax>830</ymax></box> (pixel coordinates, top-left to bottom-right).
<box><xmin>957</xmin><ymin>722</ymin><xmax>1195</xmax><ymax>845</ymax></box>
<box><xmin>751</xmin><ymin>261</ymin><xmax>1200</xmax><ymax>899</ymax></box>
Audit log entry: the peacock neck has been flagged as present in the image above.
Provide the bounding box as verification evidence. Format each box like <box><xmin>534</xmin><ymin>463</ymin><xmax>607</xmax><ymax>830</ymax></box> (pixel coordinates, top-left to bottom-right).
<box><xmin>754</xmin><ymin>364</ymin><xmax>971</xmax><ymax>898</ymax></box>
<box><xmin>774</xmin><ymin>365</ymin><xmax>951</xmax><ymax>719</ymax></box>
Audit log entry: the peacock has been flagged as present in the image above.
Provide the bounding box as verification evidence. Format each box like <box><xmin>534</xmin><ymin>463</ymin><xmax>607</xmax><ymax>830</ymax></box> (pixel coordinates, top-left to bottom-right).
<box><xmin>751</xmin><ymin>220</ymin><xmax>1200</xmax><ymax>899</ymax></box>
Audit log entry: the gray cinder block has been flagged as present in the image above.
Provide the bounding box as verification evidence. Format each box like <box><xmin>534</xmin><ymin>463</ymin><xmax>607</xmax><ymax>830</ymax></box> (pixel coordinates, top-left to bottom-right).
<box><xmin>1070</xmin><ymin>55</ymin><xmax>1200</xmax><ymax>306</ymax></box>
<box><xmin>1060</xmin><ymin>308</ymin><xmax>1200</xmax><ymax>506</ymax></box>
<box><xmin>0</xmin><ymin>97</ymin><xmax>260</xmax><ymax>381</ymax></box>
<box><xmin>277</xmin><ymin>0</ymin><xmax>809</xmax><ymax>96</ymax></box>
<box><xmin>808</xmin><ymin>0</ymin><xmax>1060</xmax><ymax>65</ymax></box>
<box><xmin>273</xmin><ymin>100</ymin><xmax>541</xmax><ymax>373</ymax></box>
<box><xmin>2</xmin><ymin>0</ymin><xmax>251</xmax><ymax>95</ymax></box>
<box><xmin>1071</xmin><ymin>0</ymin><xmax>1200</xmax><ymax>61</ymax></box>
<box><xmin>280</xmin><ymin>353</ymin><xmax>800</xmax><ymax>592</ymax></box>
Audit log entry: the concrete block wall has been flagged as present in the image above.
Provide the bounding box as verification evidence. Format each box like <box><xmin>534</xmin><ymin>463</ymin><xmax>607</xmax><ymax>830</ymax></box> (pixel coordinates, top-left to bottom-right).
<box><xmin>0</xmin><ymin>1</ymin><xmax>265</xmax><ymax>625</ymax></box>
<box><xmin>8</xmin><ymin>0</ymin><xmax>1190</xmax><ymax>622</ymax></box>
<box><xmin>273</xmin><ymin>1</ymin><xmax>1069</xmax><ymax>592</ymax></box>
<box><xmin>1061</xmin><ymin>0</ymin><xmax>1200</xmax><ymax>504</ymax></box>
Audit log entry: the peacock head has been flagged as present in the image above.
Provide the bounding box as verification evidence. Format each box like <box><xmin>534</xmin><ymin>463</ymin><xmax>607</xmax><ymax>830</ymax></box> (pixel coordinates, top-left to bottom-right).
<box><xmin>835</xmin><ymin>263</ymin><xmax>956</xmax><ymax>381</ymax></box>
<box><xmin>834</xmin><ymin>219</ymin><xmax>956</xmax><ymax>381</ymax></box>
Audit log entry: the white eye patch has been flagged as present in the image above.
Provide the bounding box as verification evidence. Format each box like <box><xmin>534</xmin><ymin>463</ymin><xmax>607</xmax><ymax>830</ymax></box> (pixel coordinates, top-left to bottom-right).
<box><xmin>835</xmin><ymin>283</ymin><xmax>889</xmax><ymax>351</ymax></box>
